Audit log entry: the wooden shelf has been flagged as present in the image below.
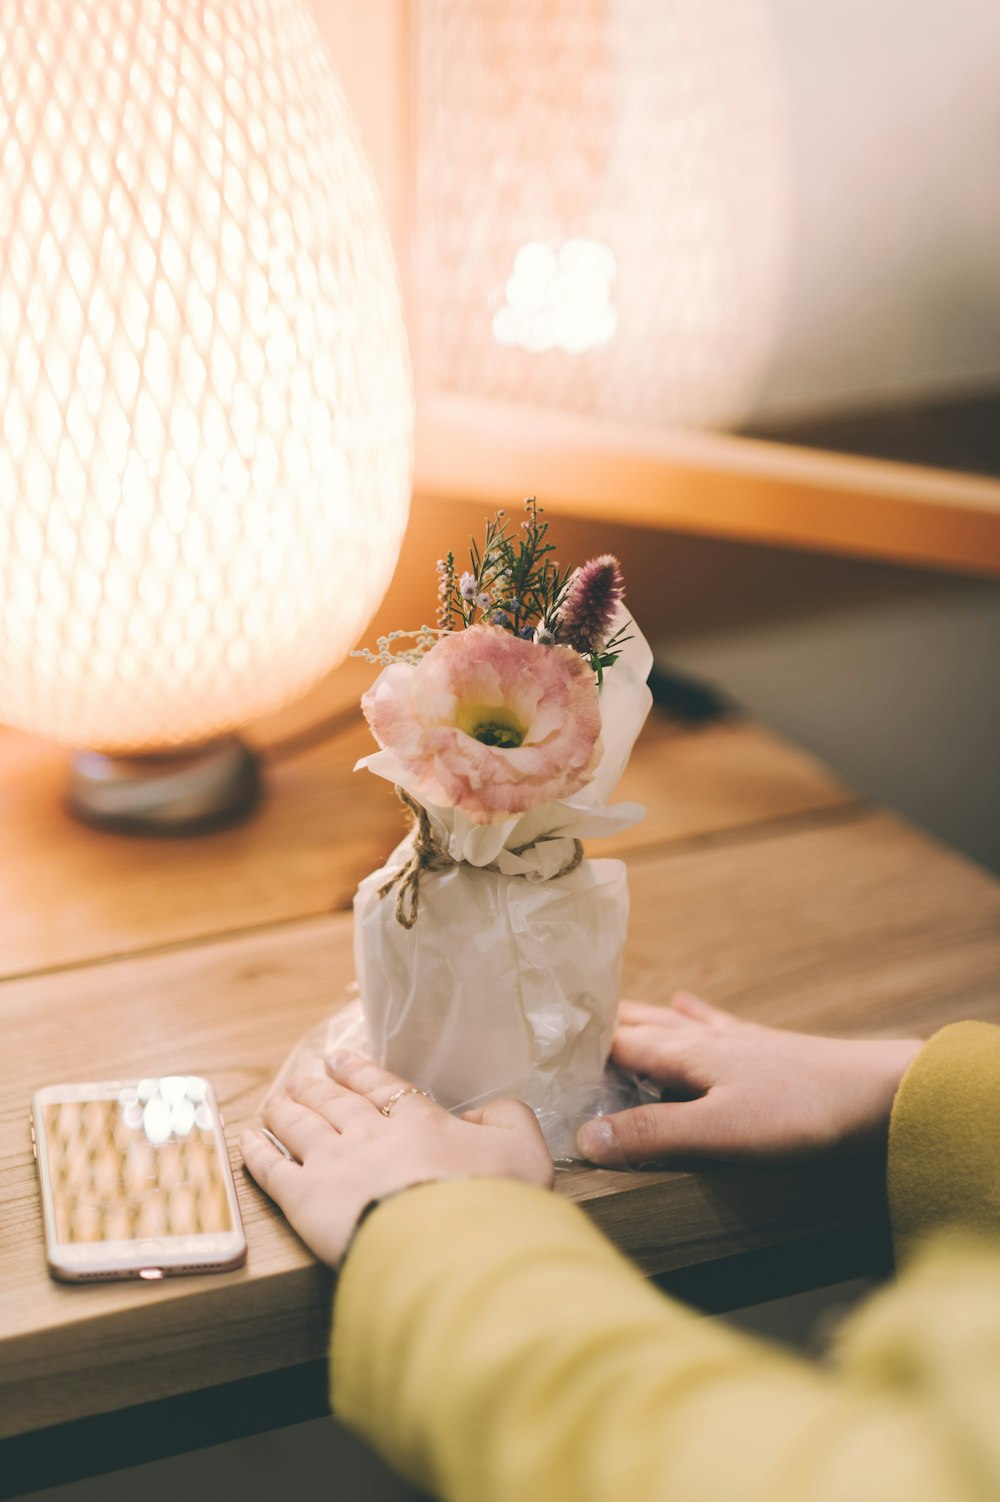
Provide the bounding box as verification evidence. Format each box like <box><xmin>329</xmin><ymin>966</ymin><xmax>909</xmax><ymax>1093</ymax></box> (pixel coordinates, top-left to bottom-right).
<box><xmin>414</xmin><ymin>393</ymin><xmax>1000</xmax><ymax>578</ymax></box>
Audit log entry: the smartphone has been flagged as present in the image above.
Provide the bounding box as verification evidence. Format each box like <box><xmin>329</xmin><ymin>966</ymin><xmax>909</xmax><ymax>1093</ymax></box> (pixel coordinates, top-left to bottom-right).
<box><xmin>32</xmin><ymin>1077</ymin><xmax>247</xmax><ymax>1283</ymax></box>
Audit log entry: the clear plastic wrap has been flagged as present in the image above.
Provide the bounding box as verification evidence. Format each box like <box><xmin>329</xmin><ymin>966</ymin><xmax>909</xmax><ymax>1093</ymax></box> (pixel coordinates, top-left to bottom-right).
<box><xmin>262</xmin><ymin>986</ymin><xmax>661</xmax><ymax>1163</ymax></box>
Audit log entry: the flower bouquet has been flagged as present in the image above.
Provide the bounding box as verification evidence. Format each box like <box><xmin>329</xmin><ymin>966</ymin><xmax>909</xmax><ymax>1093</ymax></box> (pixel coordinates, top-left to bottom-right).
<box><xmin>268</xmin><ymin>499</ymin><xmax>655</xmax><ymax>1156</ymax></box>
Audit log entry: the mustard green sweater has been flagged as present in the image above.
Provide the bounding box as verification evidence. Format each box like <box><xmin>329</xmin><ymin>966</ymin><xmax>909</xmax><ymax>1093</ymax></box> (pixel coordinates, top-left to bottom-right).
<box><xmin>331</xmin><ymin>1022</ymin><xmax>1000</xmax><ymax>1501</ymax></box>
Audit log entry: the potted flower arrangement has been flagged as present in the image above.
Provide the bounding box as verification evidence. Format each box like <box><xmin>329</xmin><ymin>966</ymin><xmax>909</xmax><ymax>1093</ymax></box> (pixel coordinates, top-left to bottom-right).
<box><xmin>348</xmin><ymin>499</ymin><xmax>653</xmax><ymax>1150</ymax></box>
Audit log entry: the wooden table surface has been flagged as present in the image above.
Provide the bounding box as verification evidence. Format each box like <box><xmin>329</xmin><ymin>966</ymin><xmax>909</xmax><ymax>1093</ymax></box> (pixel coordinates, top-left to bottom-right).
<box><xmin>2</xmin><ymin>677</ymin><xmax>999</xmax><ymax>1457</ymax></box>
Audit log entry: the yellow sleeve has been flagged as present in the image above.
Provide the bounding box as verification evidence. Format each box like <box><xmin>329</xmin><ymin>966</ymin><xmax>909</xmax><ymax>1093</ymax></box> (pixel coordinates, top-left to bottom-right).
<box><xmin>888</xmin><ymin>1020</ymin><xmax>1000</xmax><ymax>1263</ymax></box>
<box><xmin>331</xmin><ymin>1178</ymin><xmax>1000</xmax><ymax>1502</ymax></box>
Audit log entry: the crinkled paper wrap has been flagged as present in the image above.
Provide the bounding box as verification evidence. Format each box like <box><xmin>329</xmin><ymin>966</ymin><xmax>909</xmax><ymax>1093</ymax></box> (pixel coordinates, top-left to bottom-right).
<box><xmin>355</xmin><ymin>845</ymin><xmax>628</xmax><ymax>1121</ymax></box>
<box><xmin>266</xmin><ymin>616</ymin><xmax>657</xmax><ymax>1159</ymax></box>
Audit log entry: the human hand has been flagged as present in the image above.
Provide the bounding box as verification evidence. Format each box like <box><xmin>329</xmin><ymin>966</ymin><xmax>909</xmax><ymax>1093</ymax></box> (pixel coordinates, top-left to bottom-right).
<box><xmin>241</xmin><ymin>1049</ymin><xmax>554</xmax><ymax>1267</ymax></box>
<box><xmin>577</xmin><ymin>992</ymin><xmax>922</xmax><ymax>1167</ymax></box>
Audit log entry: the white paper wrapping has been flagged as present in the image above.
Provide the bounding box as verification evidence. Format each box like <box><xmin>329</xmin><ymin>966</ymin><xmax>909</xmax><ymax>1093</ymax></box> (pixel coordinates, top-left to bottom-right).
<box><xmin>355</xmin><ymin>846</ymin><xmax>628</xmax><ymax>1119</ymax></box>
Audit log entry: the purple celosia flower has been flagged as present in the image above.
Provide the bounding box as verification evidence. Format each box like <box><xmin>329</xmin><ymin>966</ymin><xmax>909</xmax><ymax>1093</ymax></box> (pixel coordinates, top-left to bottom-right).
<box><xmin>556</xmin><ymin>555</ymin><xmax>624</xmax><ymax>655</ymax></box>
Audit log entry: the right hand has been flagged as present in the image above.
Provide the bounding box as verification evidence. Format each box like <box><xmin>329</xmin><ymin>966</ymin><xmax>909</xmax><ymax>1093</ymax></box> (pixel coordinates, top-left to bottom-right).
<box><xmin>577</xmin><ymin>992</ymin><xmax>922</xmax><ymax>1167</ymax></box>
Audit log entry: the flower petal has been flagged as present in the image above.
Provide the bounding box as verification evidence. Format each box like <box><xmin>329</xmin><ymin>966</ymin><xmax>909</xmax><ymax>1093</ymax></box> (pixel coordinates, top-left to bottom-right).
<box><xmin>360</xmin><ymin>624</ymin><xmax>602</xmax><ymax>823</ymax></box>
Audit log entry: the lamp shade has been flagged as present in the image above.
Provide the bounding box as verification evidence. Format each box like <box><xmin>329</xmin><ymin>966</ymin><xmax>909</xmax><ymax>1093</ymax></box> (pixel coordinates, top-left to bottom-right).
<box><xmin>0</xmin><ymin>0</ymin><xmax>412</xmax><ymax>753</ymax></box>
<box><xmin>413</xmin><ymin>0</ymin><xmax>788</xmax><ymax>429</ymax></box>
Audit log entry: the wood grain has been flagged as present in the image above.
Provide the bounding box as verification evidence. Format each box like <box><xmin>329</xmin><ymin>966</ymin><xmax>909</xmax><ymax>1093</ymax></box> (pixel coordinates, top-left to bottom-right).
<box><xmin>2</xmin><ymin>802</ymin><xmax>998</xmax><ymax>1436</ymax></box>
<box><xmin>0</xmin><ymin>713</ymin><xmax>850</xmax><ymax>981</ymax></box>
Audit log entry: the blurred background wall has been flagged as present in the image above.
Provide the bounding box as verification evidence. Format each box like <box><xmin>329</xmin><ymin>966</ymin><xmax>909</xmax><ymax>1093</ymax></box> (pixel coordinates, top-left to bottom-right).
<box><xmin>753</xmin><ymin>0</ymin><xmax>1000</xmax><ymax>419</ymax></box>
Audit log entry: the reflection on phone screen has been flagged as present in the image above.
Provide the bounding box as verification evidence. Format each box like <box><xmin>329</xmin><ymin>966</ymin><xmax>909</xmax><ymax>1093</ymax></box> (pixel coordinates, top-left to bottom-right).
<box><xmin>43</xmin><ymin>1078</ymin><xmax>234</xmax><ymax>1242</ymax></box>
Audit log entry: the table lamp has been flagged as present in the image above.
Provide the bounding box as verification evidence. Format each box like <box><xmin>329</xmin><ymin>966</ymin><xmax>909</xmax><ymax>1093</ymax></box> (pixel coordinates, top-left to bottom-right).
<box><xmin>412</xmin><ymin>0</ymin><xmax>788</xmax><ymax>429</ymax></box>
<box><xmin>0</xmin><ymin>0</ymin><xmax>413</xmax><ymax>831</ymax></box>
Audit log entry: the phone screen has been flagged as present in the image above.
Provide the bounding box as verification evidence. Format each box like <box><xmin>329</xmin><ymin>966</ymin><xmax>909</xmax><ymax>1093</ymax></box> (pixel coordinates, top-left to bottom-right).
<box><xmin>42</xmin><ymin>1078</ymin><xmax>234</xmax><ymax>1245</ymax></box>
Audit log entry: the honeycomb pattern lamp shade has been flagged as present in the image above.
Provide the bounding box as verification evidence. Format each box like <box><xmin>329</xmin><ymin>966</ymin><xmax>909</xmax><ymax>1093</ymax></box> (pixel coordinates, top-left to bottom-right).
<box><xmin>413</xmin><ymin>0</ymin><xmax>788</xmax><ymax>430</ymax></box>
<box><xmin>0</xmin><ymin>0</ymin><xmax>412</xmax><ymax>828</ymax></box>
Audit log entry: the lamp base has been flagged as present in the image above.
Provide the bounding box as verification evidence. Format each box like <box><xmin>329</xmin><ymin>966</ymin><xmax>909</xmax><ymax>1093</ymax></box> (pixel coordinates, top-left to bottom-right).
<box><xmin>67</xmin><ymin>735</ymin><xmax>262</xmax><ymax>835</ymax></box>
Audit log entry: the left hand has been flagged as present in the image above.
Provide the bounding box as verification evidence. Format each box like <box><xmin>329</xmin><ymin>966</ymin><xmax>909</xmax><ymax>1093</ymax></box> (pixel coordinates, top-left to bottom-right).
<box><xmin>241</xmin><ymin>1049</ymin><xmax>554</xmax><ymax>1267</ymax></box>
<box><xmin>576</xmin><ymin>992</ymin><xmax>921</xmax><ymax>1166</ymax></box>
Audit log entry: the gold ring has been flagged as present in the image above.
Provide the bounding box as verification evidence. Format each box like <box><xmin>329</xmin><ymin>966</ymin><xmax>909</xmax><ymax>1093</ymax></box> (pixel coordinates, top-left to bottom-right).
<box><xmin>381</xmin><ymin>1086</ymin><xmax>431</xmax><ymax>1117</ymax></box>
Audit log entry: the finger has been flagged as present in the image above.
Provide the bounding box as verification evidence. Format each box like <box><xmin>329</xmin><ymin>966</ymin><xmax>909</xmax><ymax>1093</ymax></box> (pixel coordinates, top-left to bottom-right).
<box><xmin>326</xmin><ymin>1049</ymin><xmax>435</xmax><ymax>1116</ymax></box>
<box><xmin>262</xmin><ymin>1093</ymin><xmax>336</xmax><ymax>1159</ymax></box>
<box><xmin>240</xmin><ymin>1128</ymin><xmax>302</xmax><ymax>1205</ymax></box>
<box><xmin>610</xmin><ymin>1026</ymin><xmax>704</xmax><ymax>1090</ymax></box>
<box><xmin>461</xmin><ymin>1098</ymin><xmax>539</xmax><ymax>1132</ymax></box>
<box><xmin>618</xmin><ymin>999</ymin><xmax>696</xmax><ymax>1030</ymax></box>
<box><xmin>287</xmin><ymin>1073</ymin><xmax>373</xmax><ymax>1128</ymax></box>
<box><xmin>461</xmin><ymin>1100</ymin><xmax>554</xmax><ymax>1187</ymax></box>
<box><xmin>671</xmin><ymin>990</ymin><xmax>725</xmax><ymax>1024</ymax></box>
<box><xmin>576</xmin><ymin>1096</ymin><xmax>723</xmax><ymax>1166</ymax></box>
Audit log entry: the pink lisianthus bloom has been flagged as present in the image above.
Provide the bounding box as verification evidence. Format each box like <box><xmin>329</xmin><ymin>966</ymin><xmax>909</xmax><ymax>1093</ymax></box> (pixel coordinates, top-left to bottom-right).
<box><xmin>361</xmin><ymin>625</ymin><xmax>603</xmax><ymax>824</ymax></box>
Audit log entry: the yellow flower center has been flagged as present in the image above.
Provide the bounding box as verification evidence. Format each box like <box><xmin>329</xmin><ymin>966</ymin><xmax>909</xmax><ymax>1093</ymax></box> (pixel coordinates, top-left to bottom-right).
<box><xmin>456</xmin><ymin>703</ymin><xmax>526</xmax><ymax>749</ymax></box>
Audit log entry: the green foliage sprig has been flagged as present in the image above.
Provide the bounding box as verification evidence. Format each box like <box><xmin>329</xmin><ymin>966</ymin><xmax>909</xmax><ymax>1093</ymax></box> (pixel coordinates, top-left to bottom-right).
<box><xmin>354</xmin><ymin>497</ymin><xmax>631</xmax><ymax>681</ymax></box>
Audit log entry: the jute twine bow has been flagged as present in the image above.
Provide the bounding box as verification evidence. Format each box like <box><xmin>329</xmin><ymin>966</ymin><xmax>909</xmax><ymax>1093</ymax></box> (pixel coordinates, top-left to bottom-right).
<box><xmin>377</xmin><ymin>786</ymin><xmax>584</xmax><ymax>929</ymax></box>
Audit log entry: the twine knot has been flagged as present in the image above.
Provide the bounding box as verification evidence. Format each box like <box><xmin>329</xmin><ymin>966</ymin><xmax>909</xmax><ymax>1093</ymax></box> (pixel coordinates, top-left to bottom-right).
<box><xmin>377</xmin><ymin>786</ymin><xmax>584</xmax><ymax>929</ymax></box>
<box><xmin>377</xmin><ymin>788</ymin><xmax>456</xmax><ymax>928</ymax></box>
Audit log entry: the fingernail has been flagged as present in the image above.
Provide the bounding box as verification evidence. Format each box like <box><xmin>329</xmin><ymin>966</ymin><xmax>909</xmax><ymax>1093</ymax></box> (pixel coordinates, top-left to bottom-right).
<box><xmin>326</xmin><ymin>1050</ymin><xmax>354</xmax><ymax>1071</ymax></box>
<box><xmin>577</xmin><ymin>1119</ymin><xmax>614</xmax><ymax>1162</ymax></box>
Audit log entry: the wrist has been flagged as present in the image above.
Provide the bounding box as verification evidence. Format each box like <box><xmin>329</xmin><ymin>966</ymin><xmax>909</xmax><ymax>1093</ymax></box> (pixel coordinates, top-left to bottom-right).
<box><xmin>859</xmin><ymin>1037</ymin><xmax>923</xmax><ymax>1142</ymax></box>
<box><xmin>882</xmin><ymin>1038</ymin><xmax>924</xmax><ymax>1094</ymax></box>
<box><xmin>337</xmin><ymin>1177</ymin><xmax>454</xmax><ymax>1271</ymax></box>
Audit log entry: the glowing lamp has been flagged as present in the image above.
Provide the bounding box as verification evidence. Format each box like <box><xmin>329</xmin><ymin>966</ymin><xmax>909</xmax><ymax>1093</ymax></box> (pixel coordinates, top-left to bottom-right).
<box><xmin>413</xmin><ymin>0</ymin><xmax>788</xmax><ymax>429</ymax></box>
<box><xmin>0</xmin><ymin>0</ymin><xmax>412</xmax><ymax>828</ymax></box>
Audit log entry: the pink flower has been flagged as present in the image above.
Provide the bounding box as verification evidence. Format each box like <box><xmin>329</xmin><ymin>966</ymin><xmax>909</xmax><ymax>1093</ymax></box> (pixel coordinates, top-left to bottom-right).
<box><xmin>362</xmin><ymin>625</ymin><xmax>603</xmax><ymax>824</ymax></box>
